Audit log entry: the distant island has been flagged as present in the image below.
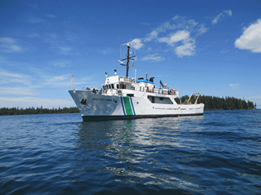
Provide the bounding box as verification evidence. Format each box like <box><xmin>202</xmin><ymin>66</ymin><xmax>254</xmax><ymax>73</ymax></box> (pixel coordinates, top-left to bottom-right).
<box><xmin>0</xmin><ymin>95</ymin><xmax>256</xmax><ymax>116</ymax></box>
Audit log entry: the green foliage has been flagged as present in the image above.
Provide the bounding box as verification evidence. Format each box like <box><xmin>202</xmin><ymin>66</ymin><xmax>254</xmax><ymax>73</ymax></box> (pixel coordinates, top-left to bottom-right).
<box><xmin>178</xmin><ymin>95</ymin><xmax>256</xmax><ymax>110</ymax></box>
<box><xmin>0</xmin><ymin>107</ymin><xmax>80</xmax><ymax>116</ymax></box>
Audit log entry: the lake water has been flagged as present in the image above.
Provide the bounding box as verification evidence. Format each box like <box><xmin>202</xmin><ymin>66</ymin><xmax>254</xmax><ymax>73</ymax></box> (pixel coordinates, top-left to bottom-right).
<box><xmin>0</xmin><ymin>110</ymin><xmax>260</xmax><ymax>195</ymax></box>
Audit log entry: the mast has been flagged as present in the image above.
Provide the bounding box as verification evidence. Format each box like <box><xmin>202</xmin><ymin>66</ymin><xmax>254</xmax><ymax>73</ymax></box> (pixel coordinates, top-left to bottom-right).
<box><xmin>120</xmin><ymin>41</ymin><xmax>135</xmax><ymax>78</ymax></box>
<box><xmin>126</xmin><ymin>45</ymin><xmax>130</xmax><ymax>78</ymax></box>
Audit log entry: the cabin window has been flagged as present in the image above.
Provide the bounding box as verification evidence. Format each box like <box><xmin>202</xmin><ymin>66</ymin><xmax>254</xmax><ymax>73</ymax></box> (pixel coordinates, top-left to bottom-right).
<box><xmin>148</xmin><ymin>96</ymin><xmax>155</xmax><ymax>103</ymax></box>
<box><xmin>120</xmin><ymin>84</ymin><xmax>126</xmax><ymax>89</ymax></box>
<box><xmin>148</xmin><ymin>96</ymin><xmax>173</xmax><ymax>104</ymax></box>
<box><xmin>127</xmin><ymin>94</ymin><xmax>134</xmax><ymax>97</ymax></box>
<box><xmin>111</xmin><ymin>84</ymin><xmax>114</xmax><ymax>89</ymax></box>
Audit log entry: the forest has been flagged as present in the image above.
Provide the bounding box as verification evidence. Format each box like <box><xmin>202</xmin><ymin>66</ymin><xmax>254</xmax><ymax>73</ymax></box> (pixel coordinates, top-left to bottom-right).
<box><xmin>176</xmin><ymin>95</ymin><xmax>256</xmax><ymax>110</ymax></box>
<box><xmin>0</xmin><ymin>106</ymin><xmax>80</xmax><ymax>116</ymax></box>
<box><xmin>0</xmin><ymin>95</ymin><xmax>257</xmax><ymax>115</ymax></box>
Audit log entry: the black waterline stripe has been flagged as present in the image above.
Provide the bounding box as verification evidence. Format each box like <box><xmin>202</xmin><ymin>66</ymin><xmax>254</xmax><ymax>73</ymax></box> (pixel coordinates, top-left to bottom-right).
<box><xmin>82</xmin><ymin>113</ymin><xmax>203</xmax><ymax>121</ymax></box>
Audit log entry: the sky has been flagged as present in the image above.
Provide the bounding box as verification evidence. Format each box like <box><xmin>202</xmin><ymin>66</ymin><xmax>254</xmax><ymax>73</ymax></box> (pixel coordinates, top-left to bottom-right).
<box><xmin>0</xmin><ymin>0</ymin><xmax>261</xmax><ymax>109</ymax></box>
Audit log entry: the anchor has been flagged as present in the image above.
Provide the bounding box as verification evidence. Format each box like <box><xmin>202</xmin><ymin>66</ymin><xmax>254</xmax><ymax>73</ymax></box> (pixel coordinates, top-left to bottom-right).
<box><xmin>80</xmin><ymin>99</ymin><xmax>87</xmax><ymax>105</ymax></box>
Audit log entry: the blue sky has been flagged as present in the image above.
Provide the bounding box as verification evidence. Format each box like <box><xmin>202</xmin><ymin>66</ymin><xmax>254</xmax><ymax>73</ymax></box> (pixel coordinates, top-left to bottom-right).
<box><xmin>0</xmin><ymin>0</ymin><xmax>261</xmax><ymax>108</ymax></box>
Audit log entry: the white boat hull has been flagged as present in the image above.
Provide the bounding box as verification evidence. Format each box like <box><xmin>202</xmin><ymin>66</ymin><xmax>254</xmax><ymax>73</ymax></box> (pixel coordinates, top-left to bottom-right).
<box><xmin>69</xmin><ymin>90</ymin><xmax>204</xmax><ymax>121</ymax></box>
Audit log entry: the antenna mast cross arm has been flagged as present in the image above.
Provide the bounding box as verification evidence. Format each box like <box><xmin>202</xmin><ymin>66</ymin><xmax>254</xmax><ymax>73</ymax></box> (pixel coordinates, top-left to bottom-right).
<box><xmin>120</xmin><ymin>41</ymin><xmax>136</xmax><ymax>78</ymax></box>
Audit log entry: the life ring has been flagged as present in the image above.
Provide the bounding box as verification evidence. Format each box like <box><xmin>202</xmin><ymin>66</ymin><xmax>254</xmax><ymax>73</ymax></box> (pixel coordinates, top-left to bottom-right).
<box><xmin>103</xmin><ymin>90</ymin><xmax>107</xmax><ymax>94</ymax></box>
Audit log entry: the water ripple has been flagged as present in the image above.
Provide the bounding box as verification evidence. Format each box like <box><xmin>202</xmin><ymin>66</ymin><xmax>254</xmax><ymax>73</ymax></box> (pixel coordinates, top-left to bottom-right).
<box><xmin>0</xmin><ymin>111</ymin><xmax>261</xmax><ymax>194</ymax></box>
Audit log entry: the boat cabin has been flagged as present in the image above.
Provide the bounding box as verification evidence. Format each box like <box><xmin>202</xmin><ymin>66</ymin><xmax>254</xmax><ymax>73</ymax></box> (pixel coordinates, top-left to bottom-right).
<box><xmin>100</xmin><ymin>72</ymin><xmax>179</xmax><ymax>98</ymax></box>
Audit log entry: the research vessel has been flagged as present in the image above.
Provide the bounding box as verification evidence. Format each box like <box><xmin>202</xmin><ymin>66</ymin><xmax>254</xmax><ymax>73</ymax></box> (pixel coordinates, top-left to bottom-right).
<box><xmin>69</xmin><ymin>42</ymin><xmax>204</xmax><ymax>121</ymax></box>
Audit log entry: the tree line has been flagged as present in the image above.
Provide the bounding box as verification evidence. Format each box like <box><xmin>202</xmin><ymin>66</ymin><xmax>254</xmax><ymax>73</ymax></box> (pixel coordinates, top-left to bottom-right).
<box><xmin>176</xmin><ymin>95</ymin><xmax>256</xmax><ymax>110</ymax></box>
<box><xmin>0</xmin><ymin>106</ymin><xmax>80</xmax><ymax>116</ymax></box>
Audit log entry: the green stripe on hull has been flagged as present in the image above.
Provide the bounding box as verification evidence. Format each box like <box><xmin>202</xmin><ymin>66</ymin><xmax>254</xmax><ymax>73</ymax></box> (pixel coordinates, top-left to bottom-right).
<box><xmin>123</xmin><ymin>96</ymin><xmax>133</xmax><ymax>115</ymax></box>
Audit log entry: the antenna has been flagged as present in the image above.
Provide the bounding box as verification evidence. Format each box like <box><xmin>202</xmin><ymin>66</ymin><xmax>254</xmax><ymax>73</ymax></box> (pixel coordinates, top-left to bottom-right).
<box><xmin>122</xmin><ymin>41</ymin><xmax>135</xmax><ymax>46</ymax></box>
<box><xmin>119</xmin><ymin>42</ymin><xmax>136</xmax><ymax>78</ymax></box>
<box><xmin>160</xmin><ymin>80</ymin><xmax>164</xmax><ymax>88</ymax></box>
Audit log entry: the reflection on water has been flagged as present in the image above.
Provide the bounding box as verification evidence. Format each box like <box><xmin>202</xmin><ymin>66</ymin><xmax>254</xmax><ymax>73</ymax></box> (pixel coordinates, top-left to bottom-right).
<box><xmin>72</xmin><ymin>116</ymin><xmax>206</xmax><ymax>192</ymax></box>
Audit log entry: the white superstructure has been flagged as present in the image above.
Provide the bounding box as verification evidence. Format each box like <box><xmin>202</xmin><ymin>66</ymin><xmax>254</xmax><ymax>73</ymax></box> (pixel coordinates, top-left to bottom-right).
<box><xmin>69</xmin><ymin>42</ymin><xmax>204</xmax><ymax>121</ymax></box>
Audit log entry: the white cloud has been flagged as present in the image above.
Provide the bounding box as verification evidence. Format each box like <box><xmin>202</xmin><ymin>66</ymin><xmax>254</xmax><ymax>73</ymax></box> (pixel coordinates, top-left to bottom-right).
<box><xmin>212</xmin><ymin>13</ymin><xmax>223</xmax><ymax>24</ymax></box>
<box><xmin>159</xmin><ymin>30</ymin><xmax>190</xmax><ymax>46</ymax></box>
<box><xmin>0</xmin><ymin>37</ymin><xmax>23</xmax><ymax>53</ymax></box>
<box><xmin>131</xmin><ymin>38</ymin><xmax>144</xmax><ymax>50</ymax></box>
<box><xmin>0</xmin><ymin>69</ymin><xmax>24</xmax><ymax>79</ymax></box>
<box><xmin>144</xmin><ymin>16</ymin><xmax>182</xmax><ymax>42</ymax></box>
<box><xmin>141</xmin><ymin>54</ymin><xmax>164</xmax><ymax>61</ymax></box>
<box><xmin>43</xmin><ymin>74</ymin><xmax>91</xmax><ymax>88</ymax></box>
<box><xmin>197</xmin><ymin>24</ymin><xmax>208</xmax><ymax>35</ymax></box>
<box><xmin>144</xmin><ymin>31</ymin><xmax>158</xmax><ymax>41</ymax></box>
<box><xmin>45</xmin><ymin>75</ymin><xmax>71</xmax><ymax>87</ymax></box>
<box><xmin>0</xmin><ymin>68</ymin><xmax>75</xmax><ymax>92</ymax></box>
<box><xmin>0</xmin><ymin>97</ymin><xmax>75</xmax><ymax>109</ymax></box>
<box><xmin>0</xmin><ymin>68</ymin><xmax>31</xmax><ymax>86</ymax></box>
<box><xmin>44</xmin><ymin>33</ymin><xmax>74</xmax><ymax>55</ymax></box>
<box><xmin>235</xmin><ymin>19</ymin><xmax>261</xmax><ymax>53</ymax></box>
<box><xmin>224</xmin><ymin>10</ymin><xmax>232</xmax><ymax>16</ymax></box>
<box><xmin>0</xmin><ymin>87</ymin><xmax>36</xmax><ymax>95</ymax></box>
<box><xmin>0</xmin><ymin>67</ymin><xmax>94</xmax><ymax>109</ymax></box>
<box><xmin>175</xmin><ymin>40</ymin><xmax>196</xmax><ymax>57</ymax></box>
<box><xmin>133</xmin><ymin>15</ymin><xmax>207</xmax><ymax>58</ymax></box>
<box><xmin>158</xmin><ymin>30</ymin><xmax>196</xmax><ymax>57</ymax></box>
<box><xmin>212</xmin><ymin>10</ymin><xmax>232</xmax><ymax>24</ymax></box>
<box><xmin>229</xmin><ymin>83</ymin><xmax>239</xmax><ymax>90</ymax></box>
<box><xmin>143</xmin><ymin>15</ymin><xmax>192</xmax><ymax>42</ymax></box>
